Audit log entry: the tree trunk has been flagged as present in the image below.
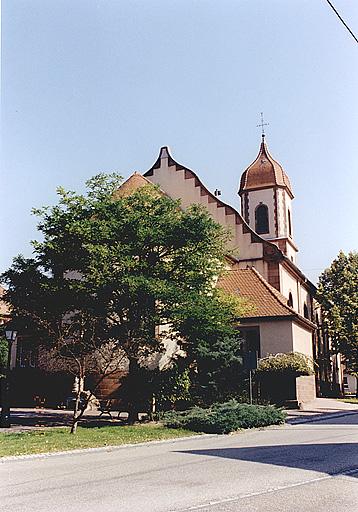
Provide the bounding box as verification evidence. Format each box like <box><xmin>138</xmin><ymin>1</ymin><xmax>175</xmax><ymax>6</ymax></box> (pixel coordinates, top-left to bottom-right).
<box><xmin>126</xmin><ymin>359</ymin><xmax>141</xmax><ymax>424</ymax></box>
<box><xmin>356</xmin><ymin>376</ymin><xmax>358</xmax><ymax>399</ymax></box>
<box><xmin>70</xmin><ymin>376</ymin><xmax>85</xmax><ymax>434</ymax></box>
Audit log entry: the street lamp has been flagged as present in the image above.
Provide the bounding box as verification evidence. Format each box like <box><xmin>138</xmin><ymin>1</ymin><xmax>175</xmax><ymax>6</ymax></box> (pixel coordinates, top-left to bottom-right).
<box><xmin>0</xmin><ymin>330</ymin><xmax>17</xmax><ymax>428</ymax></box>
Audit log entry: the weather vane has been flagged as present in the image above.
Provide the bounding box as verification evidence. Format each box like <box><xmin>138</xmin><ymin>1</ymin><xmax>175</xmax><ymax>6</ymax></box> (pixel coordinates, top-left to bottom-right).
<box><xmin>257</xmin><ymin>112</ymin><xmax>269</xmax><ymax>139</ymax></box>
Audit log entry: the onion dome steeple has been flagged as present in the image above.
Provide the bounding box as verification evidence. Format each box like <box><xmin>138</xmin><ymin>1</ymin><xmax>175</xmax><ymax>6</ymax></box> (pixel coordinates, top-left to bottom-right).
<box><xmin>238</xmin><ymin>134</ymin><xmax>297</xmax><ymax>263</ymax></box>
<box><xmin>239</xmin><ymin>135</ymin><xmax>293</xmax><ymax>199</ymax></box>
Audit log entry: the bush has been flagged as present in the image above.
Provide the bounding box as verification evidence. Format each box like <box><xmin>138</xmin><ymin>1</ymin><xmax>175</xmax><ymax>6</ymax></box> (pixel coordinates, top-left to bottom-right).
<box><xmin>163</xmin><ymin>399</ymin><xmax>285</xmax><ymax>434</ymax></box>
<box><xmin>0</xmin><ymin>337</ymin><xmax>8</xmax><ymax>379</ymax></box>
<box><xmin>257</xmin><ymin>352</ymin><xmax>315</xmax><ymax>377</ymax></box>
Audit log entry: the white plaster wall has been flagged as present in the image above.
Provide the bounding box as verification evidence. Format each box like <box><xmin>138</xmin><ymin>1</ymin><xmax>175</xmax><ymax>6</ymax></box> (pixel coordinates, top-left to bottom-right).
<box><xmin>299</xmin><ymin>285</ymin><xmax>311</xmax><ymax>318</ymax></box>
<box><xmin>279</xmin><ymin>266</ymin><xmax>299</xmax><ymax>311</ymax></box>
<box><xmin>285</xmin><ymin>241</ymin><xmax>297</xmax><ymax>264</ymax></box>
<box><xmin>246</xmin><ymin>189</ymin><xmax>276</xmax><ymax>239</ymax></box>
<box><xmin>292</xmin><ymin>322</ymin><xmax>313</xmax><ymax>358</ymax></box>
<box><xmin>147</xmin><ymin>157</ymin><xmax>264</xmax><ymax>261</ymax></box>
<box><xmin>276</xmin><ymin>189</ymin><xmax>285</xmax><ymax>238</ymax></box>
<box><xmin>284</xmin><ymin>193</ymin><xmax>293</xmax><ymax>238</ymax></box>
<box><xmin>237</xmin><ymin>259</ymin><xmax>267</xmax><ymax>277</ymax></box>
<box><xmin>259</xmin><ymin>320</ymin><xmax>294</xmax><ymax>357</ymax></box>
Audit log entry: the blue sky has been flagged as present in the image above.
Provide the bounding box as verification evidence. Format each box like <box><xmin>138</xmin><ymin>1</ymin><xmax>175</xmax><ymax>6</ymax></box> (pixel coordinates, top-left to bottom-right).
<box><xmin>1</xmin><ymin>0</ymin><xmax>357</xmax><ymax>284</ymax></box>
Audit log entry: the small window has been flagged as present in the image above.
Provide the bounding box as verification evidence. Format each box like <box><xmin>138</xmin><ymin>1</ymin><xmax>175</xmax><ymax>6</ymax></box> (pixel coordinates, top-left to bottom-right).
<box><xmin>255</xmin><ymin>204</ymin><xmax>269</xmax><ymax>234</ymax></box>
<box><xmin>287</xmin><ymin>292</ymin><xmax>293</xmax><ymax>307</ymax></box>
<box><xmin>303</xmin><ymin>303</ymin><xmax>309</xmax><ymax>319</ymax></box>
<box><xmin>288</xmin><ymin>209</ymin><xmax>292</xmax><ymax>237</ymax></box>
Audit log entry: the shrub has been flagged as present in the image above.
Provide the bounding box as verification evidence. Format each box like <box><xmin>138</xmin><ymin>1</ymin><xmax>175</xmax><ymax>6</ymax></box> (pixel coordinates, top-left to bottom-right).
<box><xmin>0</xmin><ymin>337</ymin><xmax>8</xmax><ymax>379</ymax></box>
<box><xmin>257</xmin><ymin>352</ymin><xmax>315</xmax><ymax>377</ymax></box>
<box><xmin>163</xmin><ymin>399</ymin><xmax>285</xmax><ymax>434</ymax></box>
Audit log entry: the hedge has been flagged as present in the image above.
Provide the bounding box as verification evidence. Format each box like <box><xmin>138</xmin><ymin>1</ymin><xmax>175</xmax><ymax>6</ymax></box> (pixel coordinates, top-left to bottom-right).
<box><xmin>257</xmin><ymin>352</ymin><xmax>315</xmax><ymax>377</ymax></box>
<box><xmin>163</xmin><ymin>400</ymin><xmax>286</xmax><ymax>434</ymax></box>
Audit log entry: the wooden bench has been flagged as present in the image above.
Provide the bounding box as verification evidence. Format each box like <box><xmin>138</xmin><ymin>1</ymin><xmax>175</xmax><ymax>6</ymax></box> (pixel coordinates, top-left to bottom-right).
<box><xmin>98</xmin><ymin>399</ymin><xmax>114</xmax><ymax>419</ymax></box>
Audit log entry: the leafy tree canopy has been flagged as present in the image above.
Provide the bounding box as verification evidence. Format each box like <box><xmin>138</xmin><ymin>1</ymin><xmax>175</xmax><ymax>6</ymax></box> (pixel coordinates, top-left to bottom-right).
<box><xmin>1</xmin><ymin>173</ymin><xmax>248</xmax><ymax>422</ymax></box>
<box><xmin>317</xmin><ymin>251</ymin><xmax>358</xmax><ymax>373</ymax></box>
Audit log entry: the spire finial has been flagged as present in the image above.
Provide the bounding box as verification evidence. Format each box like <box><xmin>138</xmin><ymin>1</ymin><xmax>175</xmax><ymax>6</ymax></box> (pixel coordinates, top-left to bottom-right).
<box><xmin>257</xmin><ymin>112</ymin><xmax>269</xmax><ymax>141</ymax></box>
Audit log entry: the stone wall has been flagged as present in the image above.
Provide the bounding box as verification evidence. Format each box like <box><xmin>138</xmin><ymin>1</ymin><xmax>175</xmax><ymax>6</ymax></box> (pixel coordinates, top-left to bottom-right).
<box><xmin>296</xmin><ymin>375</ymin><xmax>316</xmax><ymax>403</ymax></box>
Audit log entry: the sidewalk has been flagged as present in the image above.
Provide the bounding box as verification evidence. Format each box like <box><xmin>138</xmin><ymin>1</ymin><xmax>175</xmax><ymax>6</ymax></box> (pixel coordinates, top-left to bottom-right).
<box><xmin>285</xmin><ymin>398</ymin><xmax>358</xmax><ymax>424</ymax></box>
<box><xmin>0</xmin><ymin>407</ymin><xmax>120</xmax><ymax>433</ymax></box>
<box><xmin>2</xmin><ymin>398</ymin><xmax>358</xmax><ymax>433</ymax></box>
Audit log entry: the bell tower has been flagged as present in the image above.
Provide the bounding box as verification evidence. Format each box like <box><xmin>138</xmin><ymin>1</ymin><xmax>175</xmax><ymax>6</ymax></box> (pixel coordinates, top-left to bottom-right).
<box><xmin>238</xmin><ymin>134</ymin><xmax>298</xmax><ymax>263</ymax></box>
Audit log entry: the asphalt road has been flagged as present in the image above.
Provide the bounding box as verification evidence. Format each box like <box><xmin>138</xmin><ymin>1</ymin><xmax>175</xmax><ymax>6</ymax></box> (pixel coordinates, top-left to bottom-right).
<box><xmin>1</xmin><ymin>414</ymin><xmax>358</xmax><ymax>512</ymax></box>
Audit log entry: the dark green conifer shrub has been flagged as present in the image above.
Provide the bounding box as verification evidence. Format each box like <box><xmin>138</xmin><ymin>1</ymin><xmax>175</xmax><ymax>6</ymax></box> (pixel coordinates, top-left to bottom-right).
<box><xmin>163</xmin><ymin>399</ymin><xmax>285</xmax><ymax>434</ymax></box>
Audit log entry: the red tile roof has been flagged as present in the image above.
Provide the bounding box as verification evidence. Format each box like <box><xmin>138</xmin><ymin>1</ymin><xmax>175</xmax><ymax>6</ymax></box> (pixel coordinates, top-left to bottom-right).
<box><xmin>112</xmin><ymin>172</ymin><xmax>158</xmax><ymax>199</ymax></box>
<box><xmin>217</xmin><ymin>267</ymin><xmax>295</xmax><ymax>318</ymax></box>
<box><xmin>0</xmin><ymin>286</ymin><xmax>10</xmax><ymax>317</ymax></box>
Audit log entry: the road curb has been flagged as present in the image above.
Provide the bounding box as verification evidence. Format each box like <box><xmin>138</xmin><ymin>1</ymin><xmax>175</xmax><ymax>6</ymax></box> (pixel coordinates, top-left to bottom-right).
<box><xmin>0</xmin><ymin>432</ymin><xmax>219</xmax><ymax>463</ymax></box>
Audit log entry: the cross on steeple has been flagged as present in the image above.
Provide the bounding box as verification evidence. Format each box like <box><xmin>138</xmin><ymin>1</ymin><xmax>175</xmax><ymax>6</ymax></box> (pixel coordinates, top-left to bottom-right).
<box><xmin>257</xmin><ymin>112</ymin><xmax>269</xmax><ymax>140</ymax></box>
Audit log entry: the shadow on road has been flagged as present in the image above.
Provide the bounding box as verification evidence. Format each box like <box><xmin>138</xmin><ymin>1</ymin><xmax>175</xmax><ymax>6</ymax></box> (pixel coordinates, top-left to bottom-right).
<box><xmin>286</xmin><ymin>411</ymin><xmax>358</xmax><ymax>425</ymax></box>
<box><xmin>175</xmin><ymin>443</ymin><xmax>358</xmax><ymax>478</ymax></box>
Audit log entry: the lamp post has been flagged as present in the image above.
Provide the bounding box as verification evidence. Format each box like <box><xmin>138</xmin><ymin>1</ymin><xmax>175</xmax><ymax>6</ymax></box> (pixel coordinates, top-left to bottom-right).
<box><xmin>0</xmin><ymin>330</ymin><xmax>17</xmax><ymax>428</ymax></box>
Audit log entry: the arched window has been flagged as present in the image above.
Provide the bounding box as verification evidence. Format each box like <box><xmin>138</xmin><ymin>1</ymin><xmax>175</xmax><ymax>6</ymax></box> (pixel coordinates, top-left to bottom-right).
<box><xmin>255</xmin><ymin>204</ymin><xmax>269</xmax><ymax>234</ymax></box>
<box><xmin>303</xmin><ymin>303</ymin><xmax>309</xmax><ymax>319</ymax></box>
<box><xmin>287</xmin><ymin>292</ymin><xmax>293</xmax><ymax>308</ymax></box>
<box><xmin>288</xmin><ymin>209</ymin><xmax>292</xmax><ymax>237</ymax></box>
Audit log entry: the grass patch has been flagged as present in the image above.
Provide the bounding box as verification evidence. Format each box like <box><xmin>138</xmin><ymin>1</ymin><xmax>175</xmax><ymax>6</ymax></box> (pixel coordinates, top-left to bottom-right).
<box><xmin>0</xmin><ymin>424</ymin><xmax>196</xmax><ymax>458</ymax></box>
<box><xmin>337</xmin><ymin>398</ymin><xmax>358</xmax><ymax>404</ymax></box>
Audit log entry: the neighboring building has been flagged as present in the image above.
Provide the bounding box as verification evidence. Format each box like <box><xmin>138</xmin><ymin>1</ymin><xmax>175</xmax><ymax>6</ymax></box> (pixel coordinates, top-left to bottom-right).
<box><xmin>0</xmin><ymin>286</ymin><xmax>11</xmax><ymax>328</ymax></box>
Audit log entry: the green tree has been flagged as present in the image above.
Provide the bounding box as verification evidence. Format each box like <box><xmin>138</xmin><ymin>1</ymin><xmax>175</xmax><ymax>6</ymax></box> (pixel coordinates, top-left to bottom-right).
<box><xmin>0</xmin><ymin>337</ymin><xmax>8</xmax><ymax>379</ymax></box>
<box><xmin>317</xmin><ymin>250</ymin><xmax>358</xmax><ymax>395</ymax></box>
<box><xmin>2</xmin><ymin>174</ymin><xmax>245</xmax><ymax>429</ymax></box>
<box><xmin>173</xmin><ymin>290</ymin><xmax>253</xmax><ymax>404</ymax></box>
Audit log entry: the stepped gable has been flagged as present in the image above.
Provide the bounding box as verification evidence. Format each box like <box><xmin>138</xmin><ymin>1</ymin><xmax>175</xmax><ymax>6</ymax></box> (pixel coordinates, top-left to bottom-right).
<box><xmin>239</xmin><ymin>137</ymin><xmax>293</xmax><ymax>198</ymax></box>
<box><xmin>144</xmin><ymin>146</ymin><xmax>283</xmax><ymax>253</ymax></box>
<box><xmin>144</xmin><ymin>146</ymin><xmax>316</xmax><ymax>293</ymax></box>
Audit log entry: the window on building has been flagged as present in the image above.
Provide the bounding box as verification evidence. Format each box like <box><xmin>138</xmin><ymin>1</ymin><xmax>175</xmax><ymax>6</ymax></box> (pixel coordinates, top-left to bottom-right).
<box><xmin>255</xmin><ymin>204</ymin><xmax>269</xmax><ymax>234</ymax></box>
<box><xmin>287</xmin><ymin>292</ymin><xmax>293</xmax><ymax>307</ymax></box>
<box><xmin>288</xmin><ymin>209</ymin><xmax>292</xmax><ymax>237</ymax></box>
<box><xmin>303</xmin><ymin>303</ymin><xmax>309</xmax><ymax>319</ymax></box>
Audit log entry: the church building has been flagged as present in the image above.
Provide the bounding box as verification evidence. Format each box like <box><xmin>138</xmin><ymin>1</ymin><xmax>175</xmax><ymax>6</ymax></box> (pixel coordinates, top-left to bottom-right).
<box><xmin>3</xmin><ymin>137</ymin><xmax>342</xmax><ymax>407</ymax></box>
<box><xmin>120</xmin><ymin>135</ymin><xmax>338</xmax><ymax>404</ymax></box>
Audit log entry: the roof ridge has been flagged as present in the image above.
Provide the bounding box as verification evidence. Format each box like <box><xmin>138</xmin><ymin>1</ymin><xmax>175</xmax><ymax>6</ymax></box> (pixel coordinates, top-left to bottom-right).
<box><xmin>249</xmin><ymin>267</ymin><xmax>296</xmax><ymax>314</ymax></box>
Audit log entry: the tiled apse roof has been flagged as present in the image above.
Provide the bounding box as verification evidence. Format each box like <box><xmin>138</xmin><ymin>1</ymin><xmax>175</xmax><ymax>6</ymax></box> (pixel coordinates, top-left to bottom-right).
<box><xmin>217</xmin><ymin>267</ymin><xmax>294</xmax><ymax>318</ymax></box>
<box><xmin>112</xmin><ymin>172</ymin><xmax>156</xmax><ymax>199</ymax></box>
